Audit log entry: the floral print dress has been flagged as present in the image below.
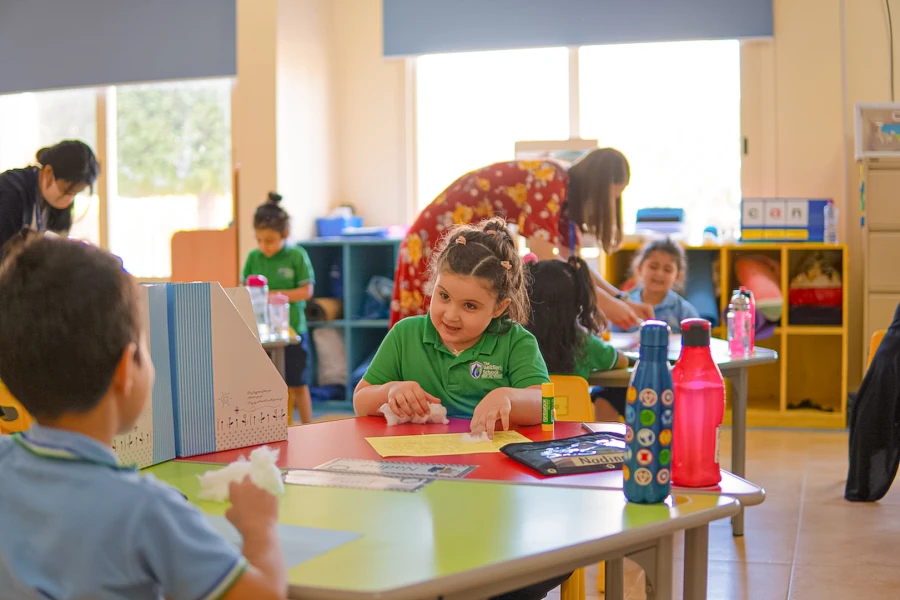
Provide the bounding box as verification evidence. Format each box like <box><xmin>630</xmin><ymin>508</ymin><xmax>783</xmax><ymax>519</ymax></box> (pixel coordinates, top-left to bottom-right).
<box><xmin>390</xmin><ymin>159</ymin><xmax>571</xmax><ymax>326</ymax></box>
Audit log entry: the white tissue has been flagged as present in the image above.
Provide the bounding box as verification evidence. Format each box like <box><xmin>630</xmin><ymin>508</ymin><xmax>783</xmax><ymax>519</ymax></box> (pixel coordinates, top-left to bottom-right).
<box><xmin>378</xmin><ymin>402</ymin><xmax>449</xmax><ymax>426</ymax></box>
<box><xmin>461</xmin><ymin>432</ymin><xmax>491</xmax><ymax>443</ymax></box>
<box><xmin>197</xmin><ymin>446</ymin><xmax>284</xmax><ymax>502</ymax></box>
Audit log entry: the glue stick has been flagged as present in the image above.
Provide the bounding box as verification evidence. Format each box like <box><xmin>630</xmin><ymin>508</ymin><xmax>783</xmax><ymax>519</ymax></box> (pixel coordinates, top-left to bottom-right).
<box><xmin>541</xmin><ymin>382</ymin><xmax>555</xmax><ymax>432</ymax></box>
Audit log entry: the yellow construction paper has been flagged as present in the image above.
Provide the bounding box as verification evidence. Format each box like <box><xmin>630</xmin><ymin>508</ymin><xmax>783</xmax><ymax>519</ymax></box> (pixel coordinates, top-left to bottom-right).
<box><xmin>365</xmin><ymin>431</ymin><xmax>531</xmax><ymax>458</ymax></box>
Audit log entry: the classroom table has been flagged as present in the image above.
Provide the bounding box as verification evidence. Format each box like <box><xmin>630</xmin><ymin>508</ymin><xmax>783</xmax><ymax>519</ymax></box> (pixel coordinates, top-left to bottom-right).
<box><xmin>590</xmin><ymin>333</ymin><xmax>778</xmax><ymax>536</ymax></box>
<box><xmin>183</xmin><ymin>418</ymin><xmax>765</xmax><ymax>598</ymax></box>
<box><xmin>262</xmin><ymin>336</ymin><xmax>300</xmax><ymax>380</ymax></box>
<box><xmin>149</xmin><ymin>459</ymin><xmax>739</xmax><ymax>600</ymax></box>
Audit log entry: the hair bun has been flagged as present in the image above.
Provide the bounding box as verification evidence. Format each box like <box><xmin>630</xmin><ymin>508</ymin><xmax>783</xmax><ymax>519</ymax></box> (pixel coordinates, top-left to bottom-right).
<box><xmin>267</xmin><ymin>192</ymin><xmax>283</xmax><ymax>205</ymax></box>
<box><xmin>35</xmin><ymin>147</ymin><xmax>51</xmax><ymax>165</ymax></box>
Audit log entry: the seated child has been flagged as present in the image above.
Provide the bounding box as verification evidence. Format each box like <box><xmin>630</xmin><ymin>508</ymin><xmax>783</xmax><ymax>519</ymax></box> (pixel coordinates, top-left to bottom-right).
<box><xmin>525</xmin><ymin>257</ymin><xmax>628</xmax><ymax>422</ymax></box>
<box><xmin>0</xmin><ymin>237</ymin><xmax>288</xmax><ymax>600</ymax></box>
<box><xmin>354</xmin><ymin>217</ymin><xmax>568</xmax><ymax>600</ymax></box>
<box><xmin>609</xmin><ymin>238</ymin><xmax>699</xmax><ymax>333</ymax></box>
<box><xmin>243</xmin><ymin>192</ymin><xmax>315</xmax><ymax>424</ymax></box>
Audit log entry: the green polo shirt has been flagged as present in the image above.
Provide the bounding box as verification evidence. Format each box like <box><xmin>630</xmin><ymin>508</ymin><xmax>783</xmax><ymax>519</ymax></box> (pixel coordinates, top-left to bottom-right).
<box><xmin>242</xmin><ymin>246</ymin><xmax>314</xmax><ymax>334</ymax></box>
<box><xmin>363</xmin><ymin>315</ymin><xmax>550</xmax><ymax>418</ymax></box>
<box><xmin>571</xmin><ymin>334</ymin><xmax>620</xmax><ymax>380</ymax></box>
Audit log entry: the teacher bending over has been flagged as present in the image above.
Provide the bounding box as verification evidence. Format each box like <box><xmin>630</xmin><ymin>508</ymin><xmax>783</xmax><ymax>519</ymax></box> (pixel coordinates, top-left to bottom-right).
<box><xmin>389</xmin><ymin>148</ymin><xmax>653</xmax><ymax>330</ymax></box>
<box><xmin>0</xmin><ymin>140</ymin><xmax>99</xmax><ymax>253</ymax></box>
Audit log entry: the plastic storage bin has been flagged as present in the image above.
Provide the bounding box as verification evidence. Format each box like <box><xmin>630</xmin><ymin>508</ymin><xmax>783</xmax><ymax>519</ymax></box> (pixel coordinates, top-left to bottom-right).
<box><xmin>855</xmin><ymin>103</ymin><xmax>900</xmax><ymax>160</ymax></box>
<box><xmin>316</xmin><ymin>216</ymin><xmax>363</xmax><ymax>237</ymax></box>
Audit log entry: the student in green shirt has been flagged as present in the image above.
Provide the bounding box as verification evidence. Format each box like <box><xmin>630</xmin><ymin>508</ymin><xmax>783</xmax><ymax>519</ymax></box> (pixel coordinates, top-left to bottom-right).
<box><xmin>525</xmin><ymin>257</ymin><xmax>628</xmax><ymax>422</ymax></box>
<box><xmin>242</xmin><ymin>192</ymin><xmax>315</xmax><ymax>423</ymax></box>
<box><xmin>356</xmin><ymin>217</ymin><xmax>550</xmax><ymax>438</ymax></box>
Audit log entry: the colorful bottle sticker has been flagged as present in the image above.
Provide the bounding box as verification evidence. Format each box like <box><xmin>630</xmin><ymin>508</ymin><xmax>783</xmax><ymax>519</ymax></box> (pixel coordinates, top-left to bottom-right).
<box><xmin>625</xmin><ymin>425</ymin><xmax>634</xmax><ymax>443</ymax></box>
<box><xmin>640</xmin><ymin>410</ymin><xmax>656</xmax><ymax>426</ymax></box>
<box><xmin>634</xmin><ymin>468</ymin><xmax>653</xmax><ymax>485</ymax></box>
<box><xmin>636</xmin><ymin>448</ymin><xmax>654</xmax><ymax>466</ymax></box>
<box><xmin>639</xmin><ymin>389</ymin><xmax>658</xmax><ymax>407</ymax></box>
<box><xmin>661</xmin><ymin>408</ymin><xmax>674</xmax><ymax>427</ymax></box>
<box><xmin>657</xmin><ymin>469</ymin><xmax>670</xmax><ymax>485</ymax></box>
<box><xmin>623</xmin><ymin>464</ymin><xmax>631</xmax><ymax>481</ymax></box>
<box><xmin>625</xmin><ymin>404</ymin><xmax>636</xmax><ymax>422</ymax></box>
<box><xmin>659</xmin><ymin>429</ymin><xmax>672</xmax><ymax>446</ymax></box>
<box><xmin>661</xmin><ymin>389</ymin><xmax>674</xmax><ymax>406</ymax></box>
<box><xmin>626</xmin><ymin>386</ymin><xmax>637</xmax><ymax>403</ymax></box>
<box><xmin>637</xmin><ymin>429</ymin><xmax>656</xmax><ymax>447</ymax></box>
<box><xmin>659</xmin><ymin>448</ymin><xmax>671</xmax><ymax>466</ymax></box>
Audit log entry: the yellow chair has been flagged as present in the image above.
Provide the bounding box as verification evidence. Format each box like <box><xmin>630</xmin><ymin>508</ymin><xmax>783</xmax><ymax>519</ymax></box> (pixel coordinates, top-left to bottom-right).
<box><xmin>548</xmin><ymin>375</ymin><xmax>607</xmax><ymax>597</ymax></box>
<box><xmin>867</xmin><ymin>330</ymin><xmax>886</xmax><ymax>372</ymax></box>
<box><xmin>0</xmin><ymin>379</ymin><xmax>33</xmax><ymax>435</ymax></box>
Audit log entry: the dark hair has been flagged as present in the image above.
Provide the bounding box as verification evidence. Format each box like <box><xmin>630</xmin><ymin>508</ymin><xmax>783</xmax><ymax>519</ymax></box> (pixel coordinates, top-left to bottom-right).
<box><xmin>253</xmin><ymin>192</ymin><xmax>290</xmax><ymax>235</ymax></box>
<box><xmin>632</xmin><ymin>238</ymin><xmax>688</xmax><ymax>287</ymax></box>
<box><xmin>427</xmin><ymin>217</ymin><xmax>529</xmax><ymax>326</ymax></box>
<box><xmin>525</xmin><ymin>257</ymin><xmax>605</xmax><ymax>374</ymax></box>
<box><xmin>0</xmin><ymin>238</ymin><xmax>141</xmax><ymax>420</ymax></box>
<box><xmin>36</xmin><ymin>140</ymin><xmax>100</xmax><ymax>190</ymax></box>
<box><xmin>567</xmin><ymin>148</ymin><xmax>630</xmax><ymax>254</ymax></box>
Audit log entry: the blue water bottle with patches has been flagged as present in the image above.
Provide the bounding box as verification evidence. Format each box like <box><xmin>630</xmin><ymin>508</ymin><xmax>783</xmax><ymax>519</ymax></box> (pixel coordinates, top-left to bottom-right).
<box><xmin>624</xmin><ymin>320</ymin><xmax>674</xmax><ymax>504</ymax></box>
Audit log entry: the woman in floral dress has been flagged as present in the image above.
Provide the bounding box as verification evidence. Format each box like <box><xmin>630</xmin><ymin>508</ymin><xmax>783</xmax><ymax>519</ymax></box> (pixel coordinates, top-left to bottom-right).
<box><xmin>390</xmin><ymin>148</ymin><xmax>653</xmax><ymax>329</ymax></box>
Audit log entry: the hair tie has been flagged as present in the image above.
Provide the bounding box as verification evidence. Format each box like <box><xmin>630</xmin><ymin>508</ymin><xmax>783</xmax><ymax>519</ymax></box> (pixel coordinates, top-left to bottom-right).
<box><xmin>485</xmin><ymin>230</ymin><xmax>497</xmax><ymax>235</ymax></box>
<box><xmin>455</xmin><ymin>236</ymin><xmax>467</xmax><ymax>246</ymax></box>
<box><xmin>500</xmin><ymin>260</ymin><xmax>512</xmax><ymax>270</ymax></box>
<box><xmin>522</xmin><ymin>252</ymin><xmax>539</xmax><ymax>264</ymax></box>
<box><xmin>567</xmin><ymin>256</ymin><xmax>581</xmax><ymax>270</ymax></box>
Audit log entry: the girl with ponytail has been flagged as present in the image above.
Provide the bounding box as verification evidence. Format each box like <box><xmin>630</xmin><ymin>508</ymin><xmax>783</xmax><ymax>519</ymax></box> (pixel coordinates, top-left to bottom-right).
<box><xmin>525</xmin><ymin>256</ymin><xmax>628</xmax><ymax>421</ymax></box>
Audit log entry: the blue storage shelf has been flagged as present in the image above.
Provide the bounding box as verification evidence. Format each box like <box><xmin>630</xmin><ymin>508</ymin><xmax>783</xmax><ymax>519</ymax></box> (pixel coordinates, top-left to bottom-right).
<box><xmin>299</xmin><ymin>237</ymin><xmax>400</xmax><ymax>406</ymax></box>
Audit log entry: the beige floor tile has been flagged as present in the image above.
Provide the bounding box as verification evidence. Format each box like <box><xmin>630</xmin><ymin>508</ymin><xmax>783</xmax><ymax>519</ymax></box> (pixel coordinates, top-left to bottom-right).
<box><xmin>671</xmin><ymin>561</ymin><xmax>792</xmax><ymax>600</ymax></box>
<box><xmin>794</xmin><ymin>529</ymin><xmax>900</xmax><ymax>567</ymax></box>
<box><xmin>789</xmin><ymin>564</ymin><xmax>900</xmax><ymax>600</ymax></box>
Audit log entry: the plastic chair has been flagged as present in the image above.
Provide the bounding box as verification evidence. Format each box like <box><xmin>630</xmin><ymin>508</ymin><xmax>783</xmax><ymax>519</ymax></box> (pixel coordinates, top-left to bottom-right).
<box><xmin>548</xmin><ymin>375</ymin><xmax>607</xmax><ymax>597</ymax></box>
<box><xmin>549</xmin><ymin>375</ymin><xmax>595</xmax><ymax>422</ymax></box>
<box><xmin>0</xmin><ymin>379</ymin><xmax>33</xmax><ymax>435</ymax></box>
<box><xmin>867</xmin><ymin>330</ymin><xmax>886</xmax><ymax>372</ymax></box>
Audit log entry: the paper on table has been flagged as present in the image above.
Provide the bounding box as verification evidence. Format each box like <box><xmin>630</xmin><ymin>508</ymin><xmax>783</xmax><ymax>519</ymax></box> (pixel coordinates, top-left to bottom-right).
<box><xmin>365</xmin><ymin>430</ymin><xmax>531</xmax><ymax>458</ymax></box>
<box><xmin>205</xmin><ymin>514</ymin><xmax>360</xmax><ymax>569</ymax></box>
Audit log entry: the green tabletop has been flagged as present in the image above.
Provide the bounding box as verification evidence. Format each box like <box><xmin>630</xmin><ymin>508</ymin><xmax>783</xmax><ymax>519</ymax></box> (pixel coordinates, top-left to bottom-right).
<box><xmin>146</xmin><ymin>461</ymin><xmax>738</xmax><ymax>600</ymax></box>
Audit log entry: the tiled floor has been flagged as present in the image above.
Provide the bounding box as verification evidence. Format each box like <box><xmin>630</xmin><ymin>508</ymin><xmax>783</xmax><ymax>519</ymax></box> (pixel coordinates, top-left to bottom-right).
<box><xmin>543</xmin><ymin>428</ymin><xmax>900</xmax><ymax>599</ymax></box>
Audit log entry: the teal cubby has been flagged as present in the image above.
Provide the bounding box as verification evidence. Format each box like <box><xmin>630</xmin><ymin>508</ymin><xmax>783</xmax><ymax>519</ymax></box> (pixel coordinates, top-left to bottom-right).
<box><xmin>297</xmin><ymin>237</ymin><xmax>401</xmax><ymax>408</ymax></box>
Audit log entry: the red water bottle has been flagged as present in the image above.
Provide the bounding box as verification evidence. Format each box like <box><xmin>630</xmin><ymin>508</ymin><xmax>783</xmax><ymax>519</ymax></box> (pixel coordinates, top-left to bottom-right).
<box><xmin>672</xmin><ymin>319</ymin><xmax>725</xmax><ymax>487</ymax></box>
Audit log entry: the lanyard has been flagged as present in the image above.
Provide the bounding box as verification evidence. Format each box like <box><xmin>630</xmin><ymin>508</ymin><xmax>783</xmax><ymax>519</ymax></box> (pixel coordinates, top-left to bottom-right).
<box><xmin>32</xmin><ymin>174</ymin><xmax>43</xmax><ymax>231</ymax></box>
<box><xmin>569</xmin><ymin>220</ymin><xmax>577</xmax><ymax>257</ymax></box>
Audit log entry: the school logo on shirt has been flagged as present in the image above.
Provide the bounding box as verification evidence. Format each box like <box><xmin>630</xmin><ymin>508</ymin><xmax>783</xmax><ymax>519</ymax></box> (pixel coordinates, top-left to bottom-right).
<box><xmin>278</xmin><ymin>267</ymin><xmax>295</xmax><ymax>279</ymax></box>
<box><xmin>470</xmin><ymin>361</ymin><xmax>502</xmax><ymax>379</ymax></box>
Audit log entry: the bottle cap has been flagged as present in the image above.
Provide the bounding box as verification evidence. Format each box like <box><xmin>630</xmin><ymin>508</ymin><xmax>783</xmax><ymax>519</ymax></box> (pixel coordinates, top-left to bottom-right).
<box><xmin>639</xmin><ymin>320</ymin><xmax>671</xmax><ymax>347</ymax></box>
<box><xmin>541</xmin><ymin>382</ymin><xmax>554</xmax><ymax>397</ymax></box>
<box><xmin>732</xmin><ymin>294</ymin><xmax>750</xmax><ymax>310</ymax></box>
<box><xmin>246</xmin><ymin>275</ymin><xmax>268</xmax><ymax>287</ymax></box>
<box><xmin>269</xmin><ymin>293</ymin><xmax>289</xmax><ymax>305</ymax></box>
<box><xmin>681</xmin><ymin>318</ymin><xmax>712</xmax><ymax>347</ymax></box>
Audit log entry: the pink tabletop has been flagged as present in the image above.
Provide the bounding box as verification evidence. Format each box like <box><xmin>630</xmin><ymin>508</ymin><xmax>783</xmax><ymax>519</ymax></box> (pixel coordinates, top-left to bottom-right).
<box><xmin>180</xmin><ymin>417</ymin><xmax>763</xmax><ymax>502</ymax></box>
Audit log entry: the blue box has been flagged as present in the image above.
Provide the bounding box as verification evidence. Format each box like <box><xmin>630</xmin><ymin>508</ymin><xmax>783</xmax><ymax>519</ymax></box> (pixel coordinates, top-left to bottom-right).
<box><xmin>740</xmin><ymin>198</ymin><xmax>828</xmax><ymax>242</ymax></box>
<box><xmin>316</xmin><ymin>216</ymin><xmax>363</xmax><ymax>237</ymax></box>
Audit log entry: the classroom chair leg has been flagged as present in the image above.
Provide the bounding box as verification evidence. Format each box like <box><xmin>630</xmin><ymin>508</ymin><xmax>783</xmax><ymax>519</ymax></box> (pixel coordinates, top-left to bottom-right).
<box><xmin>560</xmin><ymin>568</ymin><xmax>585</xmax><ymax>600</ymax></box>
<box><xmin>597</xmin><ymin>560</ymin><xmax>605</xmax><ymax>592</ymax></box>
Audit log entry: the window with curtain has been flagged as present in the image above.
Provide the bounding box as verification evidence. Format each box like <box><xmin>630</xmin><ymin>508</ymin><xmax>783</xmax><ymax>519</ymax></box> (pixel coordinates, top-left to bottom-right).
<box><xmin>0</xmin><ymin>89</ymin><xmax>100</xmax><ymax>244</ymax></box>
<box><xmin>415</xmin><ymin>47</ymin><xmax>570</xmax><ymax>210</ymax></box>
<box><xmin>109</xmin><ymin>78</ymin><xmax>233</xmax><ymax>278</ymax></box>
<box><xmin>579</xmin><ymin>40</ymin><xmax>742</xmax><ymax>242</ymax></box>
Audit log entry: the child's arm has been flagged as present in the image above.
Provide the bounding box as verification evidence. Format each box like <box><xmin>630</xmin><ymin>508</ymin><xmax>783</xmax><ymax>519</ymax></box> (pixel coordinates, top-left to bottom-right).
<box><xmin>471</xmin><ymin>385</ymin><xmax>542</xmax><ymax>438</ymax></box>
<box><xmin>354</xmin><ymin>379</ymin><xmax>440</xmax><ymax>418</ymax></box>
<box><xmin>270</xmin><ymin>284</ymin><xmax>313</xmax><ymax>303</ymax></box>
<box><xmin>222</xmin><ymin>478</ymin><xmax>286</xmax><ymax>600</ymax></box>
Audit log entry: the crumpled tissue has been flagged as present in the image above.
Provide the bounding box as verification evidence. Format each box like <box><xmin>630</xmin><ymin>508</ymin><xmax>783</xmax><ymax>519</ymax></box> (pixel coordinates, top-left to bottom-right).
<box><xmin>197</xmin><ymin>446</ymin><xmax>284</xmax><ymax>502</ymax></box>
<box><xmin>378</xmin><ymin>402</ymin><xmax>449</xmax><ymax>426</ymax></box>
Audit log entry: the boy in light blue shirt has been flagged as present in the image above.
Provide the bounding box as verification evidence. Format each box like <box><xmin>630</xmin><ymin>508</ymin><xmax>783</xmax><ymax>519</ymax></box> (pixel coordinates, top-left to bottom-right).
<box><xmin>608</xmin><ymin>239</ymin><xmax>699</xmax><ymax>333</ymax></box>
<box><xmin>0</xmin><ymin>237</ymin><xmax>288</xmax><ymax>600</ymax></box>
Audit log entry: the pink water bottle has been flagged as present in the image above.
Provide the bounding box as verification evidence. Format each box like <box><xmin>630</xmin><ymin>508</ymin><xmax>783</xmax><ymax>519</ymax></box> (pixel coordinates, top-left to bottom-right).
<box><xmin>672</xmin><ymin>319</ymin><xmax>725</xmax><ymax>487</ymax></box>
<box><xmin>727</xmin><ymin>292</ymin><xmax>751</xmax><ymax>359</ymax></box>
<box><xmin>738</xmin><ymin>286</ymin><xmax>756</xmax><ymax>352</ymax></box>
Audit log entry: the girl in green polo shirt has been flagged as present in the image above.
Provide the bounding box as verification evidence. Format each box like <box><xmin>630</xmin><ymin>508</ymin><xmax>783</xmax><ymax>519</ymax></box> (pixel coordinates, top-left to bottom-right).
<box><xmin>525</xmin><ymin>257</ymin><xmax>628</xmax><ymax>422</ymax></box>
<box><xmin>242</xmin><ymin>192</ymin><xmax>315</xmax><ymax>423</ymax></box>
<box><xmin>355</xmin><ymin>217</ymin><xmax>550</xmax><ymax>439</ymax></box>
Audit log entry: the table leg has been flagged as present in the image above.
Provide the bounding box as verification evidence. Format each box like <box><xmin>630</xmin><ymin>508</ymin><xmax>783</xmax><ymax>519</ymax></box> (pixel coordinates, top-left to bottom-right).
<box><xmin>604</xmin><ymin>557</ymin><xmax>625</xmax><ymax>600</ymax></box>
<box><xmin>627</xmin><ymin>536</ymin><xmax>674</xmax><ymax>600</ymax></box>
<box><xmin>683</xmin><ymin>524</ymin><xmax>709</xmax><ymax>600</ymax></box>
<box><xmin>729</xmin><ymin>367</ymin><xmax>748</xmax><ymax>536</ymax></box>
<box><xmin>268</xmin><ymin>347</ymin><xmax>287</xmax><ymax>380</ymax></box>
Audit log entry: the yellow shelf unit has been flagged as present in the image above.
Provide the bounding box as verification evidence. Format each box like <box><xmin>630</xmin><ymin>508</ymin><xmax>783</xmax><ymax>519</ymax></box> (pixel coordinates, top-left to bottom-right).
<box><xmin>603</xmin><ymin>242</ymin><xmax>849</xmax><ymax>429</ymax></box>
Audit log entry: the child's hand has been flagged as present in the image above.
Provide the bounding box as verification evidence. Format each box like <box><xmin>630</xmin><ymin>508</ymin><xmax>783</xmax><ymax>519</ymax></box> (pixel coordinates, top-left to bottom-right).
<box><xmin>226</xmin><ymin>476</ymin><xmax>278</xmax><ymax>538</ymax></box>
<box><xmin>471</xmin><ymin>389</ymin><xmax>511</xmax><ymax>440</ymax></box>
<box><xmin>626</xmin><ymin>299</ymin><xmax>655</xmax><ymax>321</ymax></box>
<box><xmin>386</xmin><ymin>381</ymin><xmax>441</xmax><ymax>418</ymax></box>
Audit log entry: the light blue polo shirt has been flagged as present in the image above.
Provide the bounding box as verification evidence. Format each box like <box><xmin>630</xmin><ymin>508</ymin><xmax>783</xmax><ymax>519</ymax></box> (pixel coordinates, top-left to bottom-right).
<box><xmin>609</xmin><ymin>288</ymin><xmax>700</xmax><ymax>334</ymax></box>
<box><xmin>364</xmin><ymin>315</ymin><xmax>549</xmax><ymax>418</ymax></box>
<box><xmin>0</xmin><ymin>425</ymin><xmax>247</xmax><ymax>600</ymax></box>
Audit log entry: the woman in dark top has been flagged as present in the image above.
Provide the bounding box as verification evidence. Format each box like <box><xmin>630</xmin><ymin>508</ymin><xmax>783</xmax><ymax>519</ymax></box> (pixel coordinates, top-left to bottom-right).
<box><xmin>0</xmin><ymin>140</ymin><xmax>99</xmax><ymax>253</ymax></box>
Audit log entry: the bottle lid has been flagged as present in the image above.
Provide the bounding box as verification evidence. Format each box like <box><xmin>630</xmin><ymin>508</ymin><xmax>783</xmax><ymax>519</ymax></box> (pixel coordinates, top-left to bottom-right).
<box><xmin>639</xmin><ymin>320</ymin><xmax>671</xmax><ymax>347</ymax></box>
<box><xmin>681</xmin><ymin>318</ymin><xmax>712</xmax><ymax>347</ymax></box>
<box><xmin>542</xmin><ymin>382</ymin><xmax>555</xmax><ymax>397</ymax></box>
<box><xmin>732</xmin><ymin>294</ymin><xmax>750</xmax><ymax>310</ymax></box>
<box><xmin>739</xmin><ymin>285</ymin><xmax>754</xmax><ymax>300</ymax></box>
<box><xmin>246</xmin><ymin>275</ymin><xmax>268</xmax><ymax>287</ymax></box>
<box><xmin>269</xmin><ymin>293</ymin><xmax>289</xmax><ymax>305</ymax></box>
